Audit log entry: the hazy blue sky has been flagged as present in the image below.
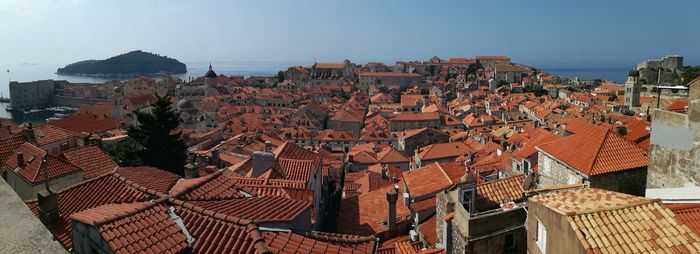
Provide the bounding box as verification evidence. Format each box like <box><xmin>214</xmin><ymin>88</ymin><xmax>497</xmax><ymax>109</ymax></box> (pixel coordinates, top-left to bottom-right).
<box><xmin>1</xmin><ymin>0</ymin><xmax>698</xmax><ymax>68</ymax></box>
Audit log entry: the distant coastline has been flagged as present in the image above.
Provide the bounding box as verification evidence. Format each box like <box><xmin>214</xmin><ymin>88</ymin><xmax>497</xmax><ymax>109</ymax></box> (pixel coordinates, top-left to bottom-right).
<box><xmin>542</xmin><ymin>67</ymin><xmax>628</xmax><ymax>84</ymax></box>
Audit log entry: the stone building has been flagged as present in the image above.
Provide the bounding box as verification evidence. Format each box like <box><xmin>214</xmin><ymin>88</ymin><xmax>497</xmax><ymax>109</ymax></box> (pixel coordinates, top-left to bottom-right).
<box><xmin>433</xmin><ymin>173</ymin><xmax>528</xmax><ymax>254</ymax></box>
<box><xmin>527</xmin><ymin>188</ymin><xmax>700</xmax><ymax>254</ymax></box>
<box><xmin>646</xmin><ymin>77</ymin><xmax>700</xmax><ymax>200</ymax></box>
<box><xmin>492</xmin><ymin>64</ymin><xmax>528</xmax><ymax>83</ymax></box>
<box><xmin>536</xmin><ymin>122</ymin><xmax>649</xmax><ymax>196</ymax></box>
<box><xmin>8</xmin><ymin>80</ymin><xmax>61</xmax><ymax>111</ymax></box>
<box><xmin>390</xmin><ymin>112</ymin><xmax>441</xmax><ymax>132</ymax></box>
<box><xmin>624</xmin><ymin>70</ymin><xmax>642</xmax><ymax>108</ymax></box>
<box><xmin>636</xmin><ymin>55</ymin><xmax>683</xmax><ymax>72</ymax></box>
<box><xmin>310</xmin><ymin>60</ymin><xmax>354</xmax><ymax>86</ymax></box>
<box><xmin>476</xmin><ymin>56</ymin><xmax>511</xmax><ymax>68</ymax></box>
<box><xmin>357</xmin><ymin>72</ymin><xmax>422</xmax><ymax>91</ymax></box>
<box><xmin>397</xmin><ymin>127</ymin><xmax>450</xmax><ymax>155</ymax></box>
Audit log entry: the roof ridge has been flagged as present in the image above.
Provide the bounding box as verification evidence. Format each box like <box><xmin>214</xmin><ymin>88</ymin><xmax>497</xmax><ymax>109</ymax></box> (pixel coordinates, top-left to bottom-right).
<box><xmin>435</xmin><ymin>162</ymin><xmax>454</xmax><ymax>186</ymax></box>
<box><xmin>72</xmin><ymin>197</ymin><xmax>167</xmax><ymax>226</ymax></box>
<box><xmin>567</xmin><ymin>198</ymin><xmax>654</xmax><ymax>216</ymax></box>
<box><xmin>587</xmin><ymin>129</ymin><xmax>610</xmax><ymax>172</ymax></box>
<box><xmin>170</xmin><ymin>170</ymin><xmax>223</xmax><ymax>198</ymax></box>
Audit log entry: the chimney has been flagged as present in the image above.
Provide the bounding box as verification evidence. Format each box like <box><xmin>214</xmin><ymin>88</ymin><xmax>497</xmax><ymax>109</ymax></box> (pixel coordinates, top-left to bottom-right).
<box><xmin>38</xmin><ymin>159</ymin><xmax>58</xmax><ymax>225</ymax></box>
<box><xmin>37</xmin><ymin>189</ymin><xmax>59</xmax><ymax>225</ymax></box>
<box><xmin>211</xmin><ymin>148</ymin><xmax>221</xmax><ymax>168</ymax></box>
<box><xmin>615</xmin><ymin>126</ymin><xmax>627</xmax><ymax>136</ymax></box>
<box><xmin>251</xmin><ymin>150</ymin><xmax>275</xmax><ymax>177</ymax></box>
<box><xmin>16</xmin><ymin>151</ymin><xmax>24</xmax><ymax>168</ymax></box>
<box><xmin>184</xmin><ymin>163</ymin><xmax>198</xmax><ymax>179</ymax></box>
<box><xmin>386</xmin><ymin>186</ymin><xmax>398</xmax><ymax>231</ymax></box>
<box><xmin>264</xmin><ymin>140</ymin><xmax>272</xmax><ymax>153</ymax></box>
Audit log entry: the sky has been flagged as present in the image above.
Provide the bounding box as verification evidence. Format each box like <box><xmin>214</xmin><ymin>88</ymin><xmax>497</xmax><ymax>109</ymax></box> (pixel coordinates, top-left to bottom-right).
<box><xmin>0</xmin><ymin>0</ymin><xmax>699</xmax><ymax>68</ymax></box>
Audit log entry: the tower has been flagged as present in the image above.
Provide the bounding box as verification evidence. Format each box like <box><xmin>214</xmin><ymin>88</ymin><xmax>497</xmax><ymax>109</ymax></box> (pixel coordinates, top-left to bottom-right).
<box><xmin>204</xmin><ymin>63</ymin><xmax>218</xmax><ymax>97</ymax></box>
<box><xmin>624</xmin><ymin>70</ymin><xmax>641</xmax><ymax>108</ymax></box>
<box><xmin>112</xmin><ymin>86</ymin><xmax>124</xmax><ymax>121</ymax></box>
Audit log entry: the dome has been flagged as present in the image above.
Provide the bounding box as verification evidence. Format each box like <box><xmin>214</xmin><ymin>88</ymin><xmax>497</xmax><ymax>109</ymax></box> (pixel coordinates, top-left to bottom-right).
<box><xmin>177</xmin><ymin>99</ymin><xmax>194</xmax><ymax>110</ymax></box>
<box><xmin>628</xmin><ymin>70</ymin><xmax>640</xmax><ymax>77</ymax></box>
<box><xmin>204</xmin><ymin>63</ymin><xmax>217</xmax><ymax>78</ymax></box>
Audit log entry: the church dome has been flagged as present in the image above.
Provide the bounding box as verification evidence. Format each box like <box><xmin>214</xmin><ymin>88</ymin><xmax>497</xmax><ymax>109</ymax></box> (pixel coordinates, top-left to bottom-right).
<box><xmin>204</xmin><ymin>63</ymin><xmax>217</xmax><ymax>78</ymax></box>
<box><xmin>177</xmin><ymin>99</ymin><xmax>194</xmax><ymax>110</ymax></box>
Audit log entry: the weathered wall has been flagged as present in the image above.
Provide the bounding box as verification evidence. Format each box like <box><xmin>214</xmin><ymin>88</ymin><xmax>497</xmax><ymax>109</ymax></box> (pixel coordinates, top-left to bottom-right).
<box><xmin>647</xmin><ymin>80</ymin><xmax>700</xmax><ymax>190</ymax></box>
<box><xmin>468</xmin><ymin>208</ymin><xmax>527</xmax><ymax>254</ymax></box>
<box><xmin>590</xmin><ymin>167</ymin><xmax>647</xmax><ymax>196</ymax></box>
<box><xmin>52</xmin><ymin>95</ymin><xmax>111</xmax><ymax>108</ymax></box>
<box><xmin>526</xmin><ymin>200</ymin><xmax>586</xmax><ymax>254</ymax></box>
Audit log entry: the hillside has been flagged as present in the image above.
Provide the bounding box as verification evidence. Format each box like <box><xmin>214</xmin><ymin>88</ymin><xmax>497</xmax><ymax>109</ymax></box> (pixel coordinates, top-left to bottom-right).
<box><xmin>57</xmin><ymin>50</ymin><xmax>186</xmax><ymax>76</ymax></box>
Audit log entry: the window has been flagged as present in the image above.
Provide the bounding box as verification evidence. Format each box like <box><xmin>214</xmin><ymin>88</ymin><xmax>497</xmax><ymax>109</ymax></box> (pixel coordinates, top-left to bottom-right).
<box><xmin>504</xmin><ymin>233</ymin><xmax>515</xmax><ymax>251</ymax></box>
<box><xmin>536</xmin><ymin>219</ymin><xmax>547</xmax><ymax>253</ymax></box>
<box><xmin>523</xmin><ymin>160</ymin><xmax>531</xmax><ymax>174</ymax></box>
<box><xmin>461</xmin><ymin>189</ymin><xmax>473</xmax><ymax>213</ymax></box>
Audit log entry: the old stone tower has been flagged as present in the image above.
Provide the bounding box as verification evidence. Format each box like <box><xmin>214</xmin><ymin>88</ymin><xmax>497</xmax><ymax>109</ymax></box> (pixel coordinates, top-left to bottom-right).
<box><xmin>624</xmin><ymin>70</ymin><xmax>641</xmax><ymax>108</ymax></box>
<box><xmin>204</xmin><ymin>63</ymin><xmax>218</xmax><ymax>97</ymax></box>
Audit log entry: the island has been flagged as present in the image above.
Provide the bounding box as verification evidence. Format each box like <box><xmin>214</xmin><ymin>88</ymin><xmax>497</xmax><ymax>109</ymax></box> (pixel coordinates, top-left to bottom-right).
<box><xmin>56</xmin><ymin>50</ymin><xmax>186</xmax><ymax>77</ymax></box>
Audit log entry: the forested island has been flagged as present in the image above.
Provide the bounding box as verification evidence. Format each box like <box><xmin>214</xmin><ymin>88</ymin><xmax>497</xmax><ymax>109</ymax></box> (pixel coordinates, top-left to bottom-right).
<box><xmin>57</xmin><ymin>50</ymin><xmax>186</xmax><ymax>77</ymax></box>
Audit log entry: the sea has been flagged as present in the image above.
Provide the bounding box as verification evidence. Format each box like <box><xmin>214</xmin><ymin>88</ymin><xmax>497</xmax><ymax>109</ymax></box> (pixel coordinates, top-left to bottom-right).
<box><xmin>0</xmin><ymin>61</ymin><xmax>628</xmax><ymax>123</ymax></box>
<box><xmin>0</xmin><ymin>61</ymin><xmax>309</xmax><ymax>123</ymax></box>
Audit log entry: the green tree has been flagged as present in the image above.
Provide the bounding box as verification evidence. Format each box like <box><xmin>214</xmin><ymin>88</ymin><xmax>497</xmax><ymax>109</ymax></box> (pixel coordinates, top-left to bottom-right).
<box><xmin>127</xmin><ymin>94</ymin><xmax>187</xmax><ymax>175</ymax></box>
<box><xmin>608</xmin><ymin>94</ymin><xmax>618</xmax><ymax>102</ymax></box>
<box><xmin>277</xmin><ymin>71</ymin><xmax>285</xmax><ymax>83</ymax></box>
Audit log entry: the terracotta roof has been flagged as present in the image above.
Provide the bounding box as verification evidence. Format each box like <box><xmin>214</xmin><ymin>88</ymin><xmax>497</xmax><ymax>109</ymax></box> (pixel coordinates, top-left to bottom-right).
<box><xmin>665</xmin><ymin>99</ymin><xmax>688</xmax><ymax>113</ymax></box>
<box><xmin>511</xmin><ymin>129</ymin><xmax>561</xmax><ymax>161</ymax></box>
<box><xmin>190</xmin><ymin>196</ymin><xmax>311</xmax><ymax>223</ymax></box>
<box><xmin>6</xmin><ymin>142</ymin><xmax>81</xmax><ymax>185</ymax></box>
<box><xmin>403</xmin><ymin>162</ymin><xmax>466</xmax><ymax>200</ymax></box>
<box><xmin>316</xmin><ymin>129</ymin><xmax>356</xmax><ymax>141</ymax></box>
<box><xmin>31</xmin><ymin>124</ymin><xmax>79</xmax><ymax>146</ymax></box>
<box><xmin>391</xmin><ymin>112</ymin><xmax>440</xmax><ymax>121</ymax></box>
<box><xmin>61</xmin><ymin>145</ymin><xmax>118</xmax><ymax>180</ymax></box>
<box><xmin>531</xmin><ymin>188</ymin><xmax>651</xmax><ymax>215</ymax></box>
<box><xmin>47</xmin><ymin>112</ymin><xmax>119</xmax><ymax>133</ymax></box>
<box><xmin>534</xmin><ymin>188</ymin><xmax>700</xmax><ymax>253</ymax></box>
<box><xmin>70</xmin><ymin>201</ymin><xmax>189</xmax><ymax>254</ymax></box>
<box><xmin>360</xmin><ymin>72</ymin><xmax>421</xmax><ymax>78</ymax></box>
<box><xmin>176</xmin><ymin>174</ymin><xmax>251</xmax><ymax>201</ymax></box>
<box><xmin>337</xmin><ymin>182</ymin><xmax>410</xmax><ymax>237</ymax></box>
<box><xmin>416</xmin><ymin>142</ymin><xmax>475</xmax><ymax>161</ymax></box>
<box><xmin>475</xmin><ymin>174</ymin><xmax>526</xmax><ymax>211</ymax></box>
<box><xmin>418</xmin><ymin>215</ymin><xmax>437</xmax><ymax>245</ymax></box>
<box><xmin>171</xmin><ymin>201</ymin><xmax>267</xmax><ymax>254</ymax></box>
<box><xmin>116</xmin><ymin>166</ymin><xmax>181</xmax><ymax>194</ymax></box>
<box><xmin>0</xmin><ymin>135</ymin><xmax>27</xmax><ymax>162</ymax></box>
<box><xmin>26</xmin><ymin>173</ymin><xmax>153</xmax><ymax>248</ymax></box>
<box><xmin>666</xmin><ymin>204</ymin><xmax>700</xmax><ymax>236</ymax></box>
<box><xmin>538</xmin><ymin>124</ymin><xmax>648</xmax><ymax>176</ymax></box>
<box><xmin>264</xmin><ymin>231</ymin><xmax>376</xmax><ymax>254</ymax></box>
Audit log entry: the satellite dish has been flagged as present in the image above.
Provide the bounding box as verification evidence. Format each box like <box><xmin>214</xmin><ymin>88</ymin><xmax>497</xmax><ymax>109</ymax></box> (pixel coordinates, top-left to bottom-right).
<box><xmin>522</xmin><ymin>172</ymin><xmax>537</xmax><ymax>190</ymax></box>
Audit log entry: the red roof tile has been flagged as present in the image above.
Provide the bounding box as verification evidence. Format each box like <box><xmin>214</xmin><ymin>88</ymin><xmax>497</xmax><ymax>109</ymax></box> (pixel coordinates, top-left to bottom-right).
<box><xmin>190</xmin><ymin>196</ymin><xmax>311</xmax><ymax>223</ymax></box>
<box><xmin>31</xmin><ymin>124</ymin><xmax>80</xmax><ymax>146</ymax></box>
<box><xmin>666</xmin><ymin>204</ymin><xmax>700</xmax><ymax>236</ymax></box>
<box><xmin>475</xmin><ymin>174</ymin><xmax>526</xmax><ymax>211</ymax></box>
<box><xmin>418</xmin><ymin>215</ymin><xmax>437</xmax><ymax>245</ymax></box>
<box><xmin>26</xmin><ymin>173</ymin><xmax>153</xmax><ymax>248</ymax></box>
<box><xmin>6</xmin><ymin>142</ymin><xmax>81</xmax><ymax>185</ymax></box>
<box><xmin>403</xmin><ymin>162</ymin><xmax>466</xmax><ymax>199</ymax></box>
<box><xmin>61</xmin><ymin>145</ymin><xmax>118</xmax><ymax>180</ymax></box>
<box><xmin>337</xmin><ymin>182</ymin><xmax>410</xmax><ymax>237</ymax></box>
<box><xmin>48</xmin><ymin>112</ymin><xmax>119</xmax><ymax>133</ymax></box>
<box><xmin>116</xmin><ymin>166</ymin><xmax>181</xmax><ymax>194</ymax></box>
<box><xmin>70</xmin><ymin>201</ymin><xmax>189</xmax><ymax>254</ymax></box>
<box><xmin>539</xmin><ymin>124</ymin><xmax>648</xmax><ymax>175</ymax></box>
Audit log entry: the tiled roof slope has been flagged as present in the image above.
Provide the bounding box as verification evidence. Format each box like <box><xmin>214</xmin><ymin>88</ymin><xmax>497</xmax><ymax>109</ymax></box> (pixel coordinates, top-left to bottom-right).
<box><xmin>26</xmin><ymin>173</ymin><xmax>153</xmax><ymax>248</ymax></box>
<box><xmin>666</xmin><ymin>204</ymin><xmax>700</xmax><ymax>236</ymax></box>
<box><xmin>538</xmin><ymin>124</ymin><xmax>648</xmax><ymax>176</ymax></box>
<box><xmin>475</xmin><ymin>174</ymin><xmax>526</xmax><ymax>211</ymax></box>
<box><xmin>264</xmin><ymin>231</ymin><xmax>375</xmax><ymax>254</ymax></box>
<box><xmin>61</xmin><ymin>145</ymin><xmax>118</xmax><ymax>180</ymax></box>
<box><xmin>116</xmin><ymin>166</ymin><xmax>181</xmax><ymax>194</ymax></box>
<box><xmin>533</xmin><ymin>188</ymin><xmax>700</xmax><ymax>253</ymax></box>
<box><xmin>175</xmin><ymin>174</ymin><xmax>251</xmax><ymax>201</ymax></box>
<box><xmin>571</xmin><ymin>201</ymin><xmax>700</xmax><ymax>253</ymax></box>
<box><xmin>171</xmin><ymin>201</ymin><xmax>267</xmax><ymax>254</ymax></box>
<box><xmin>418</xmin><ymin>215</ymin><xmax>437</xmax><ymax>245</ymax></box>
<box><xmin>0</xmin><ymin>135</ymin><xmax>27</xmax><ymax>163</ymax></box>
<box><xmin>337</xmin><ymin>182</ymin><xmax>410</xmax><ymax>237</ymax></box>
<box><xmin>190</xmin><ymin>196</ymin><xmax>311</xmax><ymax>223</ymax></box>
<box><xmin>70</xmin><ymin>201</ymin><xmax>189</xmax><ymax>254</ymax></box>
<box><xmin>6</xmin><ymin>142</ymin><xmax>81</xmax><ymax>184</ymax></box>
<box><xmin>31</xmin><ymin>124</ymin><xmax>79</xmax><ymax>146</ymax></box>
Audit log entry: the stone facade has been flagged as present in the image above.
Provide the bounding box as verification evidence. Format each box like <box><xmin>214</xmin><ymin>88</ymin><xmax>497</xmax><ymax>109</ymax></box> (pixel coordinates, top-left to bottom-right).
<box><xmin>398</xmin><ymin>129</ymin><xmax>449</xmax><ymax>155</ymax></box>
<box><xmin>9</xmin><ymin>80</ymin><xmax>60</xmax><ymax>110</ymax></box>
<box><xmin>646</xmin><ymin>78</ymin><xmax>700</xmax><ymax>194</ymax></box>
<box><xmin>537</xmin><ymin>150</ymin><xmax>647</xmax><ymax>196</ymax></box>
